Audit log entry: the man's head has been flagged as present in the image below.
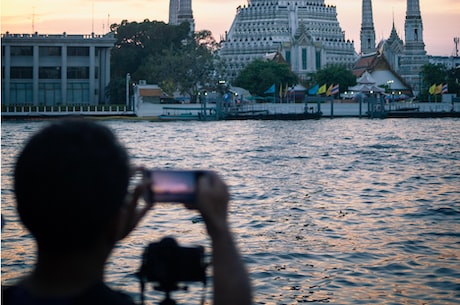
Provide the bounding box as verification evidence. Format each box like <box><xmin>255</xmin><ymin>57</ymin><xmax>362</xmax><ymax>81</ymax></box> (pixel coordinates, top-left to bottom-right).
<box><xmin>14</xmin><ymin>120</ymin><xmax>130</xmax><ymax>254</ymax></box>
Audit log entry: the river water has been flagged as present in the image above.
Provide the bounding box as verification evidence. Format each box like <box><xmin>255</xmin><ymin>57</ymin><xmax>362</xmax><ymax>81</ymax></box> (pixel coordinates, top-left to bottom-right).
<box><xmin>2</xmin><ymin>118</ymin><xmax>460</xmax><ymax>304</ymax></box>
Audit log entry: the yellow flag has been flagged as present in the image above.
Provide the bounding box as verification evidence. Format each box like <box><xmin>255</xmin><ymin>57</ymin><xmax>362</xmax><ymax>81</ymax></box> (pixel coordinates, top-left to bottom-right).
<box><xmin>326</xmin><ymin>84</ymin><xmax>333</xmax><ymax>96</ymax></box>
<box><xmin>428</xmin><ymin>84</ymin><xmax>436</xmax><ymax>95</ymax></box>
<box><xmin>434</xmin><ymin>84</ymin><xmax>443</xmax><ymax>95</ymax></box>
<box><xmin>318</xmin><ymin>84</ymin><xmax>327</xmax><ymax>95</ymax></box>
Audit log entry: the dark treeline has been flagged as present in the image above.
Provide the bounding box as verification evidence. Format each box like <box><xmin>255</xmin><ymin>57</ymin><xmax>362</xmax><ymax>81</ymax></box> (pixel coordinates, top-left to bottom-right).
<box><xmin>106</xmin><ymin>19</ymin><xmax>223</xmax><ymax>104</ymax></box>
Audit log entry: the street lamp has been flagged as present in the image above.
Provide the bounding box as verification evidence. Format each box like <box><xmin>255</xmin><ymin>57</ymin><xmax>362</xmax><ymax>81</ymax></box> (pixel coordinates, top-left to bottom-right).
<box><xmin>454</xmin><ymin>37</ymin><xmax>459</xmax><ymax>57</ymax></box>
<box><xmin>126</xmin><ymin>73</ymin><xmax>131</xmax><ymax>108</ymax></box>
<box><xmin>387</xmin><ymin>80</ymin><xmax>394</xmax><ymax>103</ymax></box>
<box><xmin>386</xmin><ymin>80</ymin><xmax>394</xmax><ymax>91</ymax></box>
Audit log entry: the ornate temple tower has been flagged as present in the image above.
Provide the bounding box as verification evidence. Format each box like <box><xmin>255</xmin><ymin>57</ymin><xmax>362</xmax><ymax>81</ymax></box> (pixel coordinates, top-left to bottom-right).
<box><xmin>360</xmin><ymin>0</ymin><xmax>376</xmax><ymax>54</ymax></box>
<box><xmin>220</xmin><ymin>0</ymin><xmax>356</xmax><ymax>81</ymax></box>
<box><xmin>169</xmin><ymin>0</ymin><xmax>195</xmax><ymax>33</ymax></box>
<box><xmin>404</xmin><ymin>0</ymin><xmax>425</xmax><ymax>48</ymax></box>
<box><xmin>169</xmin><ymin>0</ymin><xmax>179</xmax><ymax>25</ymax></box>
<box><xmin>398</xmin><ymin>0</ymin><xmax>428</xmax><ymax>95</ymax></box>
<box><xmin>177</xmin><ymin>0</ymin><xmax>194</xmax><ymax>32</ymax></box>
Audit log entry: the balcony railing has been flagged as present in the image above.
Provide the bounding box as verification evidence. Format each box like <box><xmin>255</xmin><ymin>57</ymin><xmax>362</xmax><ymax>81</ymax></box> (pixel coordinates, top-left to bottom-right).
<box><xmin>1</xmin><ymin>105</ymin><xmax>135</xmax><ymax>117</ymax></box>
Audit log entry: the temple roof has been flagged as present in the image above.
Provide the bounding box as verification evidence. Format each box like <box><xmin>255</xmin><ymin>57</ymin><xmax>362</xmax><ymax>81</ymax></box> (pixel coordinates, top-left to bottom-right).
<box><xmin>294</xmin><ymin>23</ymin><xmax>314</xmax><ymax>46</ymax></box>
<box><xmin>352</xmin><ymin>52</ymin><xmax>379</xmax><ymax>77</ymax></box>
<box><xmin>264</xmin><ymin>51</ymin><xmax>286</xmax><ymax>63</ymax></box>
<box><xmin>357</xmin><ymin>71</ymin><xmax>376</xmax><ymax>84</ymax></box>
<box><xmin>387</xmin><ymin>21</ymin><xmax>403</xmax><ymax>45</ymax></box>
<box><xmin>352</xmin><ymin>52</ymin><xmax>412</xmax><ymax>91</ymax></box>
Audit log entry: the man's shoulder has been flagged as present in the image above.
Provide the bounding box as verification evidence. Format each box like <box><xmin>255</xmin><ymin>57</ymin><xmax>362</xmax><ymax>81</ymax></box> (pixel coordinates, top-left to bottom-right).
<box><xmin>2</xmin><ymin>282</ymin><xmax>136</xmax><ymax>305</ymax></box>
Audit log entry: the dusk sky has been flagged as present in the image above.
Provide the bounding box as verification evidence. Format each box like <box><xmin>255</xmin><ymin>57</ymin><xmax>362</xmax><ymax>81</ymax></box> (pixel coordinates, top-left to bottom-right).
<box><xmin>1</xmin><ymin>0</ymin><xmax>459</xmax><ymax>56</ymax></box>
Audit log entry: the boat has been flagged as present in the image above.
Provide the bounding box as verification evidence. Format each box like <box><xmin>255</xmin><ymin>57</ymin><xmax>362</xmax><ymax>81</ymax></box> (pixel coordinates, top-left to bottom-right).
<box><xmin>223</xmin><ymin>110</ymin><xmax>322</xmax><ymax>120</ymax></box>
<box><xmin>159</xmin><ymin>106</ymin><xmax>217</xmax><ymax>121</ymax></box>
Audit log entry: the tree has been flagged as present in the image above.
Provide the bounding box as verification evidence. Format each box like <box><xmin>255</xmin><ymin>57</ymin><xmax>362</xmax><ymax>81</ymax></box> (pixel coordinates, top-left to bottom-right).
<box><xmin>138</xmin><ymin>30</ymin><xmax>222</xmax><ymax>103</ymax></box>
<box><xmin>176</xmin><ymin>31</ymin><xmax>223</xmax><ymax>103</ymax></box>
<box><xmin>195</xmin><ymin>29</ymin><xmax>220</xmax><ymax>53</ymax></box>
<box><xmin>106</xmin><ymin>20</ymin><xmax>191</xmax><ymax>103</ymax></box>
<box><xmin>312</xmin><ymin>64</ymin><xmax>356</xmax><ymax>92</ymax></box>
<box><xmin>110</xmin><ymin>19</ymin><xmax>190</xmax><ymax>79</ymax></box>
<box><xmin>104</xmin><ymin>77</ymin><xmax>127</xmax><ymax>105</ymax></box>
<box><xmin>420</xmin><ymin>63</ymin><xmax>460</xmax><ymax>97</ymax></box>
<box><xmin>233</xmin><ymin>59</ymin><xmax>298</xmax><ymax>96</ymax></box>
<box><xmin>421</xmin><ymin>63</ymin><xmax>446</xmax><ymax>91</ymax></box>
<box><xmin>135</xmin><ymin>46</ymin><xmax>182</xmax><ymax>95</ymax></box>
<box><xmin>106</xmin><ymin>20</ymin><xmax>222</xmax><ymax>104</ymax></box>
<box><xmin>446</xmin><ymin>67</ymin><xmax>460</xmax><ymax>97</ymax></box>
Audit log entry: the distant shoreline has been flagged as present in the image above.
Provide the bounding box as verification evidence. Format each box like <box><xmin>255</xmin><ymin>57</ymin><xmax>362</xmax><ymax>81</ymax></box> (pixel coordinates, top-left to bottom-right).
<box><xmin>2</xmin><ymin>101</ymin><xmax>459</xmax><ymax>121</ymax></box>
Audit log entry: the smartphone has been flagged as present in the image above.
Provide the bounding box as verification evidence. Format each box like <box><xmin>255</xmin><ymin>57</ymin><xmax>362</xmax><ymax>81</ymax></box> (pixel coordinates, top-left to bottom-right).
<box><xmin>144</xmin><ymin>170</ymin><xmax>206</xmax><ymax>205</ymax></box>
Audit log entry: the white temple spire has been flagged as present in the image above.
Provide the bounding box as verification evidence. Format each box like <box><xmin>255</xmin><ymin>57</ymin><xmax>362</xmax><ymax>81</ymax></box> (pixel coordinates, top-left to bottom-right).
<box><xmin>360</xmin><ymin>0</ymin><xmax>376</xmax><ymax>54</ymax></box>
<box><xmin>169</xmin><ymin>0</ymin><xmax>195</xmax><ymax>33</ymax></box>
<box><xmin>404</xmin><ymin>0</ymin><xmax>424</xmax><ymax>46</ymax></box>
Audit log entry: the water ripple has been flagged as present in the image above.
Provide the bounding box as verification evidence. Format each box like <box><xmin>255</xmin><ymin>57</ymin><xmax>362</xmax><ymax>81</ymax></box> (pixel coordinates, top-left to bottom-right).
<box><xmin>2</xmin><ymin>118</ymin><xmax>460</xmax><ymax>304</ymax></box>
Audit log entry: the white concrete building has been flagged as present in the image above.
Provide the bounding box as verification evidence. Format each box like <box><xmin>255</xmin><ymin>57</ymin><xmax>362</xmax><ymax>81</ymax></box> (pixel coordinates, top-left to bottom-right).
<box><xmin>1</xmin><ymin>32</ymin><xmax>116</xmax><ymax>106</ymax></box>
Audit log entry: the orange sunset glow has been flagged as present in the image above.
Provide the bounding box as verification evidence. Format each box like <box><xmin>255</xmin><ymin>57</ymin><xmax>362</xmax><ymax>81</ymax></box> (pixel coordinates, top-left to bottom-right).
<box><xmin>1</xmin><ymin>0</ymin><xmax>459</xmax><ymax>56</ymax></box>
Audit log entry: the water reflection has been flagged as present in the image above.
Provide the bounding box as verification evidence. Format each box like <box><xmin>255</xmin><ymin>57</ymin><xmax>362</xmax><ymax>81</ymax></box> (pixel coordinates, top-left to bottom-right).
<box><xmin>2</xmin><ymin>119</ymin><xmax>460</xmax><ymax>304</ymax></box>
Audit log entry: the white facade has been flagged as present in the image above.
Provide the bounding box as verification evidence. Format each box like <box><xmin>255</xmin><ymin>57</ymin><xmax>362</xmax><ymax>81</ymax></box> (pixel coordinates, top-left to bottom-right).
<box><xmin>219</xmin><ymin>0</ymin><xmax>357</xmax><ymax>81</ymax></box>
<box><xmin>429</xmin><ymin>56</ymin><xmax>460</xmax><ymax>70</ymax></box>
<box><xmin>1</xmin><ymin>32</ymin><xmax>116</xmax><ymax>106</ymax></box>
<box><xmin>133</xmin><ymin>84</ymin><xmax>164</xmax><ymax>117</ymax></box>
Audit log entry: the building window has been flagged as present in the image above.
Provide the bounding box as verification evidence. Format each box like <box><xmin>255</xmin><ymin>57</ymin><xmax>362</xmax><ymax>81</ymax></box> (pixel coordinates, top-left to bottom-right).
<box><xmin>68</xmin><ymin>47</ymin><xmax>89</xmax><ymax>56</ymax></box>
<box><xmin>11</xmin><ymin>67</ymin><xmax>33</xmax><ymax>79</ymax></box>
<box><xmin>10</xmin><ymin>83</ymin><xmax>33</xmax><ymax>104</ymax></box>
<box><xmin>11</xmin><ymin>46</ymin><xmax>33</xmax><ymax>56</ymax></box>
<box><xmin>68</xmin><ymin>67</ymin><xmax>89</xmax><ymax>79</ymax></box>
<box><xmin>39</xmin><ymin>67</ymin><xmax>61</xmax><ymax>79</ymax></box>
<box><xmin>316</xmin><ymin>51</ymin><xmax>321</xmax><ymax>70</ymax></box>
<box><xmin>67</xmin><ymin>82</ymin><xmax>89</xmax><ymax>103</ymax></box>
<box><xmin>39</xmin><ymin>82</ymin><xmax>62</xmax><ymax>106</ymax></box>
<box><xmin>285</xmin><ymin>51</ymin><xmax>291</xmax><ymax>65</ymax></box>
<box><xmin>302</xmin><ymin>49</ymin><xmax>307</xmax><ymax>70</ymax></box>
<box><xmin>39</xmin><ymin>46</ymin><xmax>61</xmax><ymax>56</ymax></box>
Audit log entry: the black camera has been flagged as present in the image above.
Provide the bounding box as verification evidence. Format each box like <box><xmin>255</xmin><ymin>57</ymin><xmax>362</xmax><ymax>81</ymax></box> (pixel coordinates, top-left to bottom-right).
<box><xmin>139</xmin><ymin>237</ymin><xmax>207</xmax><ymax>293</ymax></box>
